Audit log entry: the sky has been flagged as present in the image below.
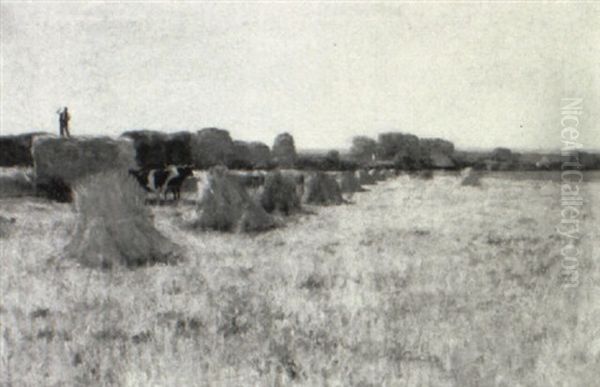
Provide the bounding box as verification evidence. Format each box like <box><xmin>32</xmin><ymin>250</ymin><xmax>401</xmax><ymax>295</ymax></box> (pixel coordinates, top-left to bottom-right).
<box><xmin>1</xmin><ymin>2</ymin><xmax>599</xmax><ymax>151</ymax></box>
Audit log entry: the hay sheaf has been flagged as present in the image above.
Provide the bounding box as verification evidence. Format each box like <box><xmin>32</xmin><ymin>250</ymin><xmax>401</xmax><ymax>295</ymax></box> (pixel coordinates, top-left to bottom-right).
<box><xmin>357</xmin><ymin>169</ymin><xmax>376</xmax><ymax>185</ymax></box>
<box><xmin>382</xmin><ymin>169</ymin><xmax>396</xmax><ymax>179</ymax></box>
<box><xmin>0</xmin><ymin>215</ymin><xmax>16</xmax><ymax>238</ymax></box>
<box><xmin>369</xmin><ymin>169</ymin><xmax>386</xmax><ymax>181</ymax></box>
<box><xmin>66</xmin><ymin>171</ymin><xmax>180</xmax><ymax>268</ymax></box>
<box><xmin>338</xmin><ymin>170</ymin><xmax>364</xmax><ymax>193</ymax></box>
<box><xmin>303</xmin><ymin>172</ymin><xmax>343</xmax><ymax>205</ymax></box>
<box><xmin>179</xmin><ymin>174</ymin><xmax>200</xmax><ymax>195</ymax></box>
<box><xmin>194</xmin><ymin>167</ymin><xmax>274</xmax><ymax>232</ymax></box>
<box><xmin>259</xmin><ymin>171</ymin><xmax>302</xmax><ymax>215</ymax></box>
<box><xmin>460</xmin><ymin>167</ymin><xmax>481</xmax><ymax>186</ymax></box>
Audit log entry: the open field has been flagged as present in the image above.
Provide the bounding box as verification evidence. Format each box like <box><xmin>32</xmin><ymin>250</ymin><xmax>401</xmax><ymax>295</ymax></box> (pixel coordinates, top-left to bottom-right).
<box><xmin>1</xmin><ymin>172</ymin><xmax>599</xmax><ymax>386</ymax></box>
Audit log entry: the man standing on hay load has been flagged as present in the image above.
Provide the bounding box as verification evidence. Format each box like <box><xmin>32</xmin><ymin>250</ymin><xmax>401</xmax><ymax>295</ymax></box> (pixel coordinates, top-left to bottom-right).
<box><xmin>57</xmin><ymin>107</ymin><xmax>71</xmax><ymax>137</ymax></box>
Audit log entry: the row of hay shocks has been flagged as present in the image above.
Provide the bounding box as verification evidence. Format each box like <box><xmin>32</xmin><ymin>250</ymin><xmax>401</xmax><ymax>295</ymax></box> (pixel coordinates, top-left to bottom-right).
<box><xmin>194</xmin><ymin>168</ymin><xmax>344</xmax><ymax>232</ymax></box>
<box><xmin>61</xmin><ymin>166</ymin><xmax>480</xmax><ymax>269</ymax></box>
<box><xmin>62</xmin><ymin>166</ymin><xmax>387</xmax><ymax>268</ymax></box>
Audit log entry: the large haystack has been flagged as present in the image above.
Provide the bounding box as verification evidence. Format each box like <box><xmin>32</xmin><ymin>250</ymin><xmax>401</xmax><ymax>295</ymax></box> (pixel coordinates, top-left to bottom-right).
<box><xmin>248</xmin><ymin>142</ymin><xmax>272</xmax><ymax>169</ymax></box>
<box><xmin>229</xmin><ymin>141</ymin><xmax>271</xmax><ymax>169</ymax></box>
<box><xmin>272</xmin><ymin>133</ymin><xmax>297</xmax><ymax>168</ymax></box>
<box><xmin>192</xmin><ymin>128</ymin><xmax>234</xmax><ymax>169</ymax></box>
<box><xmin>259</xmin><ymin>171</ymin><xmax>302</xmax><ymax>215</ymax></box>
<box><xmin>121</xmin><ymin>130</ymin><xmax>169</xmax><ymax>168</ymax></box>
<box><xmin>460</xmin><ymin>167</ymin><xmax>481</xmax><ymax>186</ymax></box>
<box><xmin>194</xmin><ymin>167</ymin><xmax>274</xmax><ymax>232</ymax></box>
<box><xmin>33</xmin><ymin>136</ymin><xmax>136</xmax><ymax>185</ymax></box>
<box><xmin>230</xmin><ymin>141</ymin><xmax>254</xmax><ymax>169</ymax></box>
<box><xmin>0</xmin><ymin>132</ymin><xmax>47</xmax><ymax>167</ymax></box>
<box><xmin>303</xmin><ymin>172</ymin><xmax>343</xmax><ymax>205</ymax></box>
<box><xmin>166</xmin><ymin>131</ymin><xmax>193</xmax><ymax>166</ymax></box>
<box><xmin>338</xmin><ymin>170</ymin><xmax>364</xmax><ymax>193</ymax></box>
<box><xmin>121</xmin><ymin>130</ymin><xmax>194</xmax><ymax>168</ymax></box>
<box><xmin>357</xmin><ymin>169</ymin><xmax>376</xmax><ymax>185</ymax></box>
<box><xmin>66</xmin><ymin>171</ymin><xmax>180</xmax><ymax>268</ymax></box>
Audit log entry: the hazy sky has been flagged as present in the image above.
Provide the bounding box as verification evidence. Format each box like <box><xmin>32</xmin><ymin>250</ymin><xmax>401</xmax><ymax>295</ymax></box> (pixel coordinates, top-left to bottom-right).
<box><xmin>1</xmin><ymin>2</ymin><xmax>598</xmax><ymax>151</ymax></box>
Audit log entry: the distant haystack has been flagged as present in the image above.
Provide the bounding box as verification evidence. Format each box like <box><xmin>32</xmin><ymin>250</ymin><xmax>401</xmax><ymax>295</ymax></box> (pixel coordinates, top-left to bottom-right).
<box><xmin>304</xmin><ymin>172</ymin><xmax>343</xmax><ymax>205</ymax></box>
<box><xmin>194</xmin><ymin>166</ymin><xmax>274</xmax><ymax>232</ymax></box>
<box><xmin>419</xmin><ymin>138</ymin><xmax>455</xmax><ymax>168</ymax></box>
<box><xmin>357</xmin><ymin>169</ymin><xmax>376</xmax><ymax>185</ymax></box>
<box><xmin>230</xmin><ymin>141</ymin><xmax>272</xmax><ymax>169</ymax></box>
<box><xmin>192</xmin><ymin>128</ymin><xmax>235</xmax><ymax>169</ymax></box>
<box><xmin>32</xmin><ymin>136</ymin><xmax>136</xmax><ymax>201</ymax></box>
<box><xmin>460</xmin><ymin>167</ymin><xmax>481</xmax><ymax>186</ymax></box>
<box><xmin>429</xmin><ymin>153</ymin><xmax>455</xmax><ymax>170</ymax></box>
<box><xmin>259</xmin><ymin>171</ymin><xmax>302</xmax><ymax>215</ymax></box>
<box><xmin>272</xmin><ymin>133</ymin><xmax>296</xmax><ymax>168</ymax></box>
<box><xmin>66</xmin><ymin>171</ymin><xmax>180</xmax><ymax>268</ymax></box>
<box><xmin>536</xmin><ymin>156</ymin><xmax>551</xmax><ymax>169</ymax></box>
<box><xmin>338</xmin><ymin>170</ymin><xmax>364</xmax><ymax>193</ymax></box>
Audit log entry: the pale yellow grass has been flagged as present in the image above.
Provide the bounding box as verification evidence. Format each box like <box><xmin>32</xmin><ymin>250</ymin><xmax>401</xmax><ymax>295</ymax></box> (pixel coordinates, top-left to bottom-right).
<box><xmin>0</xmin><ymin>172</ymin><xmax>598</xmax><ymax>386</ymax></box>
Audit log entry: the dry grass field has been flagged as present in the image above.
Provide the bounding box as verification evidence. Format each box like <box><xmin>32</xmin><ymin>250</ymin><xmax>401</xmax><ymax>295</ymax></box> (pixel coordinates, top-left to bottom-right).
<box><xmin>1</xmin><ymin>171</ymin><xmax>599</xmax><ymax>386</ymax></box>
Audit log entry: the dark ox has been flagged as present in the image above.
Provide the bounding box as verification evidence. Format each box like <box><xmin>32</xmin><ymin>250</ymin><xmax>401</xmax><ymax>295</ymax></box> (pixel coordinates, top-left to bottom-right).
<box><xmin>129</xmin><ymin>165</ymin><xmax>194</xmax><ymax>201</ymax></box>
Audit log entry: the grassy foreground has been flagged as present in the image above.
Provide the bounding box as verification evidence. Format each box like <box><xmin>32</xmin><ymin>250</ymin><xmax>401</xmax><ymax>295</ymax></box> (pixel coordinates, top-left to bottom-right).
<box><xmin>1</xmin><ymin>173</ymin><xmax>598</xmax><ymax>386</ymax></box>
